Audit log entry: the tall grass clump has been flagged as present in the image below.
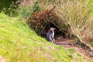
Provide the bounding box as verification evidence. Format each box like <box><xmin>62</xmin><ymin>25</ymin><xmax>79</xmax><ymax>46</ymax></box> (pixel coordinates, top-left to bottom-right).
<box><xmin>37</xmin><ymin>0</ymin><xmax>93</xmax><ymax>48</ymax></box>
<box><xmin>0</xmin><ymin>0</ymin><xmax>19</xmax><ymax>16</ymax></box>
<box><xmin>19</xmin><ymin>4</ymin><xmax>33</xmax><ymax>19</ymax></box>
<box><xmin>18</xmin><ymin>0</ymin><xmax>40</xmax><ymax>20</ymax></box>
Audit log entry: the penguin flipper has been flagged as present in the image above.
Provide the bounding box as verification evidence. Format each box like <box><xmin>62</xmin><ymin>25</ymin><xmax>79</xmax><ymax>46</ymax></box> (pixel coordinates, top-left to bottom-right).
<box><xmin>49</xmin><ymin>36</ymin><xmax>53</xmax><ymax>42</ymax></box>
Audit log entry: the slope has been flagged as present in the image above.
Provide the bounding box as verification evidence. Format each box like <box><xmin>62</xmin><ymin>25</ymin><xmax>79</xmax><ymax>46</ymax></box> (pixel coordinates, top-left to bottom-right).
<box><xmin>0</xmin><ymin>12</ymin><xmax>90</xmax><ymax>62</ymax></box>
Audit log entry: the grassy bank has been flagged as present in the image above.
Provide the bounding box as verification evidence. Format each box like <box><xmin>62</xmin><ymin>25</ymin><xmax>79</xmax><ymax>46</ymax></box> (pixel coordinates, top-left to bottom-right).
<box><xmin>0</xmin><ymin>12</ymin><xmax>89</xmax><ymax>62</ymax></box>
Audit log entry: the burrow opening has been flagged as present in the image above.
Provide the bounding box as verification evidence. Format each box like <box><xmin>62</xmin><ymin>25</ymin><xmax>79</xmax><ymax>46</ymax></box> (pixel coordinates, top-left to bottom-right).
<box><xmin>41</xmin><ymin>22</ymin><xmax>66</xmax><ymax>39</ymax></box>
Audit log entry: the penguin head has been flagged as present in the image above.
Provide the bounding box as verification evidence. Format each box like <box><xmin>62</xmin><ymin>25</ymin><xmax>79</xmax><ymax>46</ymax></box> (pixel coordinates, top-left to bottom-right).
<box><xmin>50</xmin><ymin>28</ymin><xmax>56</xmax><ymax>32</ymax></box>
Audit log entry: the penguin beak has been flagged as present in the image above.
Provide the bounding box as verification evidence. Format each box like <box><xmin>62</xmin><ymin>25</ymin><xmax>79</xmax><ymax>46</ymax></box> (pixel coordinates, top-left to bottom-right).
<box><xmin>53</xmin><ymin>28</ymin><xmax>56</xmax><ymax>30</ymax></box>
<box><xmin>50</xmin><ymin>28</ymin><xmax>56</xmax><ymax>31</ymax></box>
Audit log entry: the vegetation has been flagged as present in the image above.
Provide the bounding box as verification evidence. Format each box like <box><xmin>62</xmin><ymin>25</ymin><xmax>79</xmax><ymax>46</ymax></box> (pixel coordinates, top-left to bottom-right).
<box><xmin>0</xmin><ymin>0</ymin><xmax>19</xmax><ymax>16</ymax></box>
<box><xmin>0</xmin><ymin>0</ymin><xmax>93</xmax><ymax>62</ymax></box>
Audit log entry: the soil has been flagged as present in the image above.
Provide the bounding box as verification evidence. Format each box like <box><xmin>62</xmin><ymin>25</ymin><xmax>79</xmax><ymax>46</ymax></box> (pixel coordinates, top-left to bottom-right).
<box><xmin>53</xmin><ymin>36</ymin><xmax>93</xmax><ymax>59</ymax></box>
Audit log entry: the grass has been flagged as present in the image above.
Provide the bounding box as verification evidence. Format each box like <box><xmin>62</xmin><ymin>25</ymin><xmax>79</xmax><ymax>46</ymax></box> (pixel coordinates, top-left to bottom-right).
<box><xmin>0</xmin><ymin>12</ymin><xmax>90</xmax><ymax>62</ymax></box>
<box><xmin>0</xmin><ymin>0</ymin><xmax>18</xmax><ymax>16</ymax></box>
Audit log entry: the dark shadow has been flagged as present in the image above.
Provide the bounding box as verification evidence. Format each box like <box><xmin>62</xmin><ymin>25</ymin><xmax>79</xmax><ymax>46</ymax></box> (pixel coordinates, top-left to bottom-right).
<box><xmin>41</xmin><ymin>22</ymin><xmax>66</xmax><ymax>38</ymax></box>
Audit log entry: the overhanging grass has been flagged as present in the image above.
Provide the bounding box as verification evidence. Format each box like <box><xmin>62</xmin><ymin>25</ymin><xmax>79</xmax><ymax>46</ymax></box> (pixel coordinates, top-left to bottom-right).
<box><xmin>0</xmin><ymin>13</ymin><xmax>88</xmax><ymax>62</ymax></box>
<box><xmin>0</xmin><ymin>0</ymin><xmax>18</xmax><ymax>16</ymax></box>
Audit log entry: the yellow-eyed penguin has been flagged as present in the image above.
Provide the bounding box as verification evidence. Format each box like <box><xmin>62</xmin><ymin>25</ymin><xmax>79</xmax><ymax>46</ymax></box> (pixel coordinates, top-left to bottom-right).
<box><xmin>47</xmin><ymin>28</ymin><xmax>56</xmax><ymax>43</ymax></box>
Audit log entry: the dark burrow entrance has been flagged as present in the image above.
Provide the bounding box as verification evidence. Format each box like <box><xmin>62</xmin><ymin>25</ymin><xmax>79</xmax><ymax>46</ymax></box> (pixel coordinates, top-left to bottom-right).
<box><xmin>41</xmin><ymin>21</ymin><xmax>66</xmax><ymax>40</ymax></box>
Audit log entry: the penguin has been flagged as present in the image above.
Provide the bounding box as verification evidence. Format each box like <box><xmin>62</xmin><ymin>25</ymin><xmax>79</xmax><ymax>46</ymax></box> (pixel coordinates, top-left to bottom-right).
<box><xmin>47</xmin><ymin>28</ymin><xmax>56</xmax><ymax>43</ymax></box>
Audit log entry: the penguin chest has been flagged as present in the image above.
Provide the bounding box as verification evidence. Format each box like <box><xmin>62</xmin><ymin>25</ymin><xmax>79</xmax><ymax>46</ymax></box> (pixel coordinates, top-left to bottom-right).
<box><xmin>52</xmin><ymin>31</ymin><xmax>54</xmax><ymax>38</ymax></box>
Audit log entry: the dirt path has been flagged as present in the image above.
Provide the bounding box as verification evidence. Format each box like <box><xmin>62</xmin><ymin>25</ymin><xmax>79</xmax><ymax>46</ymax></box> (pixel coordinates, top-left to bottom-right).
<box><xmin>54</xmin><ymin>37</ymin><xmax>93</xmax><ymax>59</ymax></box>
